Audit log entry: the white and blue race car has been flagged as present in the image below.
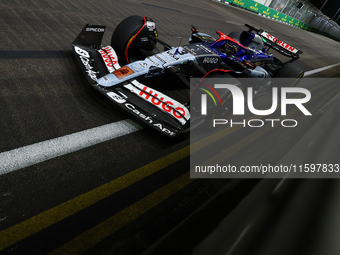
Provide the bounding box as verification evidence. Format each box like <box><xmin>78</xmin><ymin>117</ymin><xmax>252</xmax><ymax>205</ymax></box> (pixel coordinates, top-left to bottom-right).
<box><xmin>72</xmin><ymin>16</ymin><xmax>304</xmax><ymax>137</ymax></box>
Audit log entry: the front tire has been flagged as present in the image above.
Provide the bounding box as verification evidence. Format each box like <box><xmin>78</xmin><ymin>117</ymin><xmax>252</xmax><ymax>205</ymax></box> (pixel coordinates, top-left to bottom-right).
<box><xmin>111</xmin><ymin>16</ymin><xmax>158</xmax><ymax>64</ymax></box>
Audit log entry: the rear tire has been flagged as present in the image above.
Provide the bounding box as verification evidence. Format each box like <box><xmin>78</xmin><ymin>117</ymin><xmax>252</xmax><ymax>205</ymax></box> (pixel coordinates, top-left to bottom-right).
<box><xmin>273</xmin><ymin>62</ymin><xmax>304</xmax><ymax>87</ymax></box>
<box><xmin>111</xmin><ymin>16</ymin><xmax>158</xmax><ymax>65</ymax></box>
<box><xmin>275</xmin><ymin>62</ymin><xmax>304</xmax><ymax>78</ymax></box>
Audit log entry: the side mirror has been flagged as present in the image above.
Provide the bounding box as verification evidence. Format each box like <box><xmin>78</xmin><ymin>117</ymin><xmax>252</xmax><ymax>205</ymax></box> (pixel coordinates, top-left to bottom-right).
<box><xmin>191</xmin><ymin>25</ymin><xmax>198</xmax><ymax>33</ymax></box>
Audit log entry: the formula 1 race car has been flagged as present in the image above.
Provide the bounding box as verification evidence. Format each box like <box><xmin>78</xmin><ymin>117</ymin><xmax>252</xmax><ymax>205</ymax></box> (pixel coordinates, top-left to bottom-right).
<box><xmin>72</xmin><ymin>16</ymin><xmax>304</xmax><ymax>137</ymax></box>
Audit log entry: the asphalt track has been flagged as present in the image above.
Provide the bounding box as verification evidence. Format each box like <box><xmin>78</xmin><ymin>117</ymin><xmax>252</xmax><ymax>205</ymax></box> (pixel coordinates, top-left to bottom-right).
<box><xmin>1</xmin><ymin>0</ymin><xmax>340</xmax><ymax>254</ymax></box>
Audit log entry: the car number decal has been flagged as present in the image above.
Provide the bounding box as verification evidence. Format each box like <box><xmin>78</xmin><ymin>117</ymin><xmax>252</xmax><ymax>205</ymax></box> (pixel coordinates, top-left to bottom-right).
<box><xmin>113</xmin><ymin>66</ymin><xmax>134</xmax><ymax>79</ymax></box>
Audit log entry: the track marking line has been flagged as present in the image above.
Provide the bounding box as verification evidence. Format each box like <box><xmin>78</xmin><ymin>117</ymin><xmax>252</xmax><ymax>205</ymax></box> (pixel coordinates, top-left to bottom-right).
<box><xmin>304</xmin><ymin>63</ymin><xmax>340</xmax><ymax>76</ymax></box>
<box><xmin>0</xmin><ymin>120</ymin><xmax>142</xmax><ymax>175</ymax></box>
<box><xmin>48</xmin><ymin>172</ymin><xmax>192</xmax><ymax>255</ymax></box>
<box><xmin>225</xmin><ymin>20</ymin><xmax>242</xmax><ymax>25</ymax></box>
<box><xmin>0</xmin><ymin>147</ymin><xmax>190</xmax><ymax>251</ymax></box>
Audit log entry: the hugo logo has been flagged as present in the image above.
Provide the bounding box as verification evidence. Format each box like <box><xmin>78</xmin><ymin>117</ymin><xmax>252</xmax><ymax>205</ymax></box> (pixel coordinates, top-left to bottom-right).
<box><xmin>99</xmin><ymin>46</ymin><xmax>118</xmax><ymax>68</ymax></box>
<box><xmin>139</xmin><ymin>86</ymin><xmax>185</xmax><ymax>119</ymax></box>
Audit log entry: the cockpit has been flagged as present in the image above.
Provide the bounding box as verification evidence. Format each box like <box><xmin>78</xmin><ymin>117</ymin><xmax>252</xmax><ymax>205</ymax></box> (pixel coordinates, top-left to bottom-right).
<box><xmin>221</xmin><ymin>41</ymin><xmax>239</xmax><ymax>55</ymax></box>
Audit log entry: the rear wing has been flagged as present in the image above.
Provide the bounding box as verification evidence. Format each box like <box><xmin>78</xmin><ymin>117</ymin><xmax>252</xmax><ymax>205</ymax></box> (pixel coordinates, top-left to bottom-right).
<box><xmin>245</xmin><ymin>24</ymin><xmax>303</xmax><ymax>61</ymax></box>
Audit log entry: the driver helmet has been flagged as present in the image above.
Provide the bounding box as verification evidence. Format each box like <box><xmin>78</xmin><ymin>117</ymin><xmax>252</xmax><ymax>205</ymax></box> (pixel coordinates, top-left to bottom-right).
<box><xmin>223</xmin><ymin>41</ymin><xmax>238</xmax><ymax>55</ymax></box>
<box><xmin>240</xmin><ymin>32</ymin><xmax>265</xmax><ymax>52</ymax></box>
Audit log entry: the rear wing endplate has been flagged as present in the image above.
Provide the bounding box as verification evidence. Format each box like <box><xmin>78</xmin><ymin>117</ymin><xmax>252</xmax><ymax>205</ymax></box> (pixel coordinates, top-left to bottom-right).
<box><xmin>244</xmin><ymin>24</ymin><xmax>303</xmax><ymax>60</ymax></box>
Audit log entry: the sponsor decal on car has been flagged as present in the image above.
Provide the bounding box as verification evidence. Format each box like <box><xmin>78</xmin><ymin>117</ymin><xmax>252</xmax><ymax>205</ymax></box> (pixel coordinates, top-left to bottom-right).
<box><xmin>124</xmin><ymin>81</ymin><xmax>189</xmax><ymax>125</ymax></box>
<box><xmin>174</xmin><ymin>47</ymin><xmax>189</xmax><ymax>56</ymax></box>
<box><xmin>126</xmin><ymin>103</ymin><xmax>176</xmax><ymax>136</ymax></box>
<box><xmin>261</xmin><ymin>31</ymin><xmax>298</xmax><ymax>53</ymax></box>
<box><xmin>182</xmin><ymin>46</ymin><xmax>197</xmax><ymax>55</ymax></box>
<box><xmin>74</xmin><ymin>46</ymin><xmax>97</xmax><ymax>81</ymax></box>
<box><xmin>113</xmin><ymin>66</ymin><xmax>134</xmax><ymax>79</ymax></box>
<box><xmin>195</xmin><ymin>44</ymin><xmax>211</xmax><ymax>53</ymax></box>
<box><xmin>202</xmin><ymin>57</ymin><xmax>219</xmax><ymax>64</ymax></box>
<box><xmin>137</xmin><ymin>86</ymin><xmax>187</xmax><ymax>120</ymax></box>
<box><xmin>86</xmin><ymin>27</ymin><xmax>105</xmax><ymax>33</ymax></box>
<box><xmin>107</xmin><ymin>92</ymin><xmax>126</xmax><ymax>103</ymax></box>
<box><xmin>154</xmin><ymin>54</ymin><xmax>167</xmax><ymax>65</ymax></box>
<box><xmin>139</xmin><ymin>62</ymin><xmax>148</xmax><ymax>68</ymax></box>
<box><xmin>99</xmin><ymin>46</ymin><xmax>120</xmax><ymax>72</ymax></box>
<box><xmin>125</xmin><ymin>103</ymin><xmax>153</xmax><ymax>124</ymax></box>
<box><xmin>146</xmin><ymin>56</ymin><xmax>160</xmax><ymax>67</ymax></box>
<box><xmin>107</xmin><ymin>92</ymin><xmax>176</xmax><ymax>136</ymax></box>
<box><xmin>153</xmin><ymin>123</ymin><xmax>176</xmax><ymax>136</ymax></box>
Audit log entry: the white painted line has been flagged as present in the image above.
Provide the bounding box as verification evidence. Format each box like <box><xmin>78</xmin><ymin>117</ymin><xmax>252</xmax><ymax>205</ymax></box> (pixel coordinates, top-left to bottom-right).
<box><xmin>304</xmin><ymin>63</ymin><xmax>340</xmax><ymax>76</ymax></box>
<box><xmin>225</xmin><ymin>20</ymin><xmax>242</xmax><ymax>25</ymax></box>
<box><xmin>0</xmin><ymin>120</ymin><xmax>142</xmax><ymax>175</ymax></box>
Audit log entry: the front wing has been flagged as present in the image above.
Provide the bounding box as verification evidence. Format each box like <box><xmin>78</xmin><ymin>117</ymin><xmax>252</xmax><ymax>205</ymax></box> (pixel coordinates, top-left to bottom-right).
<box><xmin>72</xmin><ymin>24</ymin><xmax>190</xmax><ymax>138</ymax></box>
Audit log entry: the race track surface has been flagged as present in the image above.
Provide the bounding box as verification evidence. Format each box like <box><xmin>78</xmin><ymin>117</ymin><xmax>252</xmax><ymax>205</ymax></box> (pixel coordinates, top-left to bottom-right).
<box><xmin>1</xmin><ymin>0</ymin><xmax>340</xmax><ymax>254</ymax></box>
